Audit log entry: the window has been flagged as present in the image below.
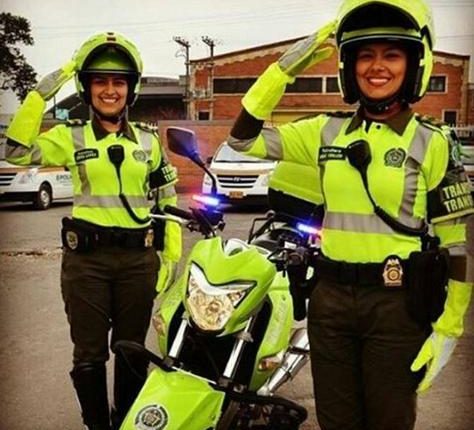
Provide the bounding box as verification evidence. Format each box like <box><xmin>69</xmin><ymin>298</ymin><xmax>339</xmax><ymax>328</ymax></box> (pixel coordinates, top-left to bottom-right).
<box><xmin>443</xmin><ymin>111</ymin><xmax>457</xmax><ymax>125</ymax></box>
<box><xmin>213</xmin><ymin>78</ymin><xmax>256</xmax><ymax>94</ymax></box>
<box><xmin>325</xmin><ymin>77</ymin><xmax>340</xmax><ymax>93</ymax></box>
<box><xmin>427</xmin><ymin>76</ymin><xmax>446</xmax><ymax>92</ymax></box>
<box><xmin>286</xmin><ymin>77</ymin><xmax>322</xmax><ymax>93</ymax></box>
<box><xmin>198</xmin><ymin>111</ymin><xmax>210</xmax><ymax>120</ymax></box>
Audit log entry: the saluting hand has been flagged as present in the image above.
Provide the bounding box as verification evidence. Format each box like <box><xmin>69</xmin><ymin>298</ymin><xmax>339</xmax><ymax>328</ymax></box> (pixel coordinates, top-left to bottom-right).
<box><xmin>35</xmin><ymin>59</ymin><xmax>77</xmax><ymax>101</ymax></box>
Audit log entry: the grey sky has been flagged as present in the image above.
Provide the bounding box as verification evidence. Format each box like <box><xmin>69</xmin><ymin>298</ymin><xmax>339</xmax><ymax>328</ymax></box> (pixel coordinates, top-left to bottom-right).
<box><xmin>1</xmin><ymin>0</ymin><xmax>473</xmax><ymax>113</ymax></box>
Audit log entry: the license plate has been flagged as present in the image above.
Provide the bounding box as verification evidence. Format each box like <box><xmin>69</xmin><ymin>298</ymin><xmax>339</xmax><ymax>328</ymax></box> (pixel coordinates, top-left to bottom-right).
<box><xmin>229</xmin><ymin>191</ymin><xmax>244</xmax><ymax>199</ymax></box>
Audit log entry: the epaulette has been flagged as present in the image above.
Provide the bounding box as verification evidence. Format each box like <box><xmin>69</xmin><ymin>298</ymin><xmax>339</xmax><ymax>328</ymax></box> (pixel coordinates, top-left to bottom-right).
<box><xmin>65</xmin><ymin>119</ymin><xmax>87</xmax><ymax>127</ymax></box>
<box><xmin>294</xmin><ymin>110</ymin><xmax>353</xmax><ymax>122</ymax></box>
<box><xmin>133</xmin><ymin>121</ymin><xmax>159</xmax><ymax>134</ymax></box>
<box><xmin>326</xmin><ymin>110</ymin><xmax>354</xmax><ymax>118</ymax></box>
<box><xmin>415</xmin><ymin>114</ymin><xmax>447</xmax><ymax>131</ymax></box>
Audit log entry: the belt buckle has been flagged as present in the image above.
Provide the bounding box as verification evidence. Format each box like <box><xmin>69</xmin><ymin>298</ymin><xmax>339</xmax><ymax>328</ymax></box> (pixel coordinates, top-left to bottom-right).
<box><xmin>65</xmin><ymin>230</ymin><xmax>79</xmax><ymax>250</ymax></box>
<box><xmin>382</xmin><ymin>256</ymin><xmax>404</xmax><ymax>287</ymax></box>
<box><xmin>144</xmin><ymin>228</ymin><xmax>154</xmax><ymax>248</ymax></box>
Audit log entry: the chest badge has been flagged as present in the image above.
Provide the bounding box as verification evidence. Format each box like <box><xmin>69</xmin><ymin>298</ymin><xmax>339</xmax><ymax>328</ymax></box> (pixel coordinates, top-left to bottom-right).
<box><xmin>133</xmin><ymin>149</ymin><xmax>147</xmax><ymax>162</ymax></box>
<box><xmin>384</xmin><ymin>148</ymin><xmax>406</xmax><ymax>167</ymax></box>
<box><xmin>382</xmin><ymin>256</ymin><xmax>404</xmax><ymax>287</ymax></box>
<box><xmin>65</xmin><ymin>231</ymin><xmax>79</xmax><ymax>250</ymax></box>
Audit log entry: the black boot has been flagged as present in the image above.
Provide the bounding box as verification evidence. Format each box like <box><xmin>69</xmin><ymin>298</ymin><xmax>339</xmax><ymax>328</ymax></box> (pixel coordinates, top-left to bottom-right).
<box><xmin>70</xmin><ymin>362</ymin><xmax>111</xmax><ymax>430</ymax></box>
<box><xmin>111</xmin><ymin>350</ymin><xmax>149</xmax><ymax>429</ymax></box>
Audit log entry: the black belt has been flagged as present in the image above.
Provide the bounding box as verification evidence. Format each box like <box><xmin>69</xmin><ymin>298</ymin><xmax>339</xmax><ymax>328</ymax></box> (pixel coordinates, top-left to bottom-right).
<box><xmin>315</xmin><ymin>255</ymin><xmax>410</xmax><ymax>287</ymax></box>
<box><xmin>61</xmin><ymin>217</ymin><xmax>154</xmax><ymax>251</ymax></box>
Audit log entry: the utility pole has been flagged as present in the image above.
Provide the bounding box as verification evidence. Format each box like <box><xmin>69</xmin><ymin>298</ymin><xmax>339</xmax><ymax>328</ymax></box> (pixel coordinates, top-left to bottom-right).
<box><xmin>173</xmin><ymin>36</ymin><xmax>191</xmax><ymax>119</ymax></box>
<box><xmin>201</xmin><ymin>36</ymin><xmax>216</xmax><ymax>120</ymax></box>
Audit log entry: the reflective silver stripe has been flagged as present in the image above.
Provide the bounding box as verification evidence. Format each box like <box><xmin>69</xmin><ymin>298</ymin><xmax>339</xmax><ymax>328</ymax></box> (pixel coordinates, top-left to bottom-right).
<box><xmin>71</xmin><ymin>126</ymin><xmax>91</xmax><ymax>196</ymax></box>
<box><xmin>324</xmin><ymin>211</ymin><xmax>395</xmax><ymax>234</ymax></box>
<box><xmin>319</xmin><ymin>117</ymin><xmax>347</xmax><ymax>201</ymax></box>
<box><xmin>137</xmin><ymin>129</ymin><xmax>153</xmax><ymax>157</ymax></box>
<box><xmin>261</xmin><ymin>128</ymin><xmax>283</xmax><ymax>160</ymax></box>
<box><xmin>446</xmin><ymin>244</ymin><xmax>467</xmax><ymax>256</ymax></box>
<box><xmin>158</xmin><ymin>185</ymin><xmax>177</xmax><ymax>199</ymax></box>
<box><xmin>227</xmin><ymin>127</ymin><xmax>283</xmax><ymax>160</ymax></box>
<box><xmin>398</xmin><ymin>124</ymin><xmax>434</xmax><ymax>227</ymax></box>
<box><xmin>6</xmin><ymin>142</ymin><xmax>43</xmax><ymax>164</ymax></box>
<box><xmin>321</xmin><ymin>117</ymin><xmax>347</xmax><ymax>147</ymax></box>
<box><xmin>74</xmin><ymin>194</ymin><xmax>149</xmax><ymax>208</ymax></box>
<box><xmin>227</xmin><ymin>135</ymin><xmax>257</xmax><ymax>152</ymax></box>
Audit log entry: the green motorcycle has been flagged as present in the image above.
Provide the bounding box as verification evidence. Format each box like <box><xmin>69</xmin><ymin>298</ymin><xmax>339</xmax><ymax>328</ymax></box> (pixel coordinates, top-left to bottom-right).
<box><xmin>114</xmin><ymin>127</ymin><xmax>321</xmax><ymax>430</ymax></box>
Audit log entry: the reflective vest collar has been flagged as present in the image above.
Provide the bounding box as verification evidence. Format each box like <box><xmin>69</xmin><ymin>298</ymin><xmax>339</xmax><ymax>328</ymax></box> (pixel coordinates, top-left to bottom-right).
<box><xmin>345</xmin><ymin>107</ymin><xmax>414</xmax><ymax>136</ymax></box>
<box><xmin>91</xmin><ymin>116</ymin><xmax>137</xmax><ymax>143</ymax></box>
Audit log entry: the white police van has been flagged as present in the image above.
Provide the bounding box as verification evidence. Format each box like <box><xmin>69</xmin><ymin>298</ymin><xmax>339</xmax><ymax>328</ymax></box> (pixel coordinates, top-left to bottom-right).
<box><xmin>202</xmin><ymin>142</ymin><xmax>276</xmax><ymax>205</ymax></box>
<box><xmin>456</xmin><ymin>126</ymin><xmax>474</xmax><ymax>196</ymax></box>
<box><xmin>0</xmin><ymin>125</ymin><xmax>73</xmax><ymax>210</ymax></box>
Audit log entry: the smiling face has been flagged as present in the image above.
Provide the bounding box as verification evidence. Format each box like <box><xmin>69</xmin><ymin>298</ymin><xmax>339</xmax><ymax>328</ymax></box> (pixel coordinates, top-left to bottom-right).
<box><xmin>355</xmin><ymin>42</ymin><xmax>408</xmax><ymax>101</ymax></box>
<box><xmin>89</xmin><ymin>74</ymin><xmax>128</xmax><ymax>118</ymax></box>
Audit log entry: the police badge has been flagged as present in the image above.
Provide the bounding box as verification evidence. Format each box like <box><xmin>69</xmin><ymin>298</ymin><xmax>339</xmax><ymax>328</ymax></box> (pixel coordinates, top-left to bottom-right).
<box><xmin>382</xmin><ymin>256</ymin><xmax>404</xmax><ymax>287</ymax></box>
<box><xmin>384</xmin><ymin>148</ymin><xmax>406</xmax><ymax>167</ymax></box>
<box><xmin>65</xmin><ymin>231</ymin><xmax>79</xmax><ymax>250</ymax></box>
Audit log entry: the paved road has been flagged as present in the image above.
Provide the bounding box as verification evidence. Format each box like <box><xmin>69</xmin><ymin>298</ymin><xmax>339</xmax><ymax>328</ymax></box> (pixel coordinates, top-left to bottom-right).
<box><xmin>0</xmin><ymin>197</ymin><xmax>473</xmax><ymax>430</ymax></box>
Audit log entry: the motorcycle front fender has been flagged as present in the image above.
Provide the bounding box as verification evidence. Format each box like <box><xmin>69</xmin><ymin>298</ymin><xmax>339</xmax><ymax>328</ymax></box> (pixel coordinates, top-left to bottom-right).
<box><xmin>121</xmin><ymin>367</ymin><xmax>225</xmax><ymax>430</ymax></box>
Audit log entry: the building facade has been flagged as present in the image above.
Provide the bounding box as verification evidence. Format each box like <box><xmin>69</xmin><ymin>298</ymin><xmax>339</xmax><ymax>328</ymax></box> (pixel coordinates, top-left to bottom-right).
<box><xmin>189</xmin><ymin>37</ymin><xmax>472</xmax><ymax>125</ymax></box>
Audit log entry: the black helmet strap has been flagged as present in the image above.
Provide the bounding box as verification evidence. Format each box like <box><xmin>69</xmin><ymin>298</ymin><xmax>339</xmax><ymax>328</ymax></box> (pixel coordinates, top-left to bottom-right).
<box><xmin>359</xmin><ymin>92</ymin><xmax>404</xmax><ymax>115</ymax></box>
<box><xmin>91</xmin><ymin>104</ymin><xmax>127</xmax><ymax>125</ymax></box>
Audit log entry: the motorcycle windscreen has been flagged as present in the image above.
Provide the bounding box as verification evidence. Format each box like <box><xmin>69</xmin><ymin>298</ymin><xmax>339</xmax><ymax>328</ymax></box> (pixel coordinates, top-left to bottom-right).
<box><xmin>121</xmin><ymin>367</ymin><xmax>225</xmax><ymax>430</ymax></box>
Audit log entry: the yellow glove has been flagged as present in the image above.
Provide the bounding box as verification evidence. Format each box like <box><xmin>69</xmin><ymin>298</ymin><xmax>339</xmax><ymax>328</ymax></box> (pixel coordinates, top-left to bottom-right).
<box><xmin>35</xmin><ymin>60</ymin><xmax>77</xmax><ymax>101</ymax></box>
<box><xmin>156</xmin><ymin>256</ymin><xmax>178</xmax><ymax>294</ymax></box>
<box><xmin>411</xmin><ymin>279</ymin><xmax>472</xmax><ymax>393</ymax></box>
<box><xmin>277</xmin><ymin>20</ymin><xmax>336</xmax><ymax>78</ymax></box>
<box><xmin>410</xmin><ymin>332</ymin><xmax>457</xmax><ymax>393</ymax></box>
<box><xmin>242</xmin><ymin>20</ymin><xmax>336</xmax><ymax>120</ymax></box>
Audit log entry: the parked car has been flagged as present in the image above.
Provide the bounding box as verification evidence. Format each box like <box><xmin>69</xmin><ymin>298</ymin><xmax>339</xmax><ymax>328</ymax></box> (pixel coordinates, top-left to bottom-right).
<box><xmin>456</xmin><ymin>126</ymin><xmax>474</xmax><ymax>196</ymax></box>
<box><xmin>202</xmin><ymin>142</ymin><xmax>276</xmax><ymax>204</ymax></box>
<box><xmin>0</xmin><ymin>139</ymin><xmax>73</xmax><ymax>210</ymax></box>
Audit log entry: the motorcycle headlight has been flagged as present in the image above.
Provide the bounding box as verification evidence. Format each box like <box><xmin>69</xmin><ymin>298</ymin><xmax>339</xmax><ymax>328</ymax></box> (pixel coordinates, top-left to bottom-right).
<box><xmin>18</xmin><ymin>168</ymin><xmax>39</xmax><ymax>184</ymax></box>
<box><xmin>186</xmin><ymin>264</ymin><xmax>254</xmax><ymax>332</ymax></box>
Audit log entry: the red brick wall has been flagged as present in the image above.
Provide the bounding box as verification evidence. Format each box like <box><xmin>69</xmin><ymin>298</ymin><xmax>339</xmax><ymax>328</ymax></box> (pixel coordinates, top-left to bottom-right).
<box><xmin>192</xmin><ymin>48</ymin><xmax>470</xmax><ymax>123</ymax></box>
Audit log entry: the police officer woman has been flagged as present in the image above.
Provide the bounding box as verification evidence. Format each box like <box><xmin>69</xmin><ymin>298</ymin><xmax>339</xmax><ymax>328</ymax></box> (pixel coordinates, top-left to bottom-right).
<box><xmin>6</xmin><ymin>32</ymin><xmax>181</xmax><ymax>430</ymax></box>
<box><xmin>227</xmin><ymin>1</ymin><xmax>473</xmax><ymax>429</ymax></box>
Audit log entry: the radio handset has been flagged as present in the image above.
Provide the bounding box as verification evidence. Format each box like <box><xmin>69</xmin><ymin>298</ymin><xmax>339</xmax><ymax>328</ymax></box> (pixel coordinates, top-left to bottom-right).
<box><xmin>345</xmin><ymin>140</ymin><xmax>428</xmax><ymax>238</ymax></box>
<box><xmin>107</xmin><ymin>145</ymin><xmax>150</xmax><ymax>225</ymax></box>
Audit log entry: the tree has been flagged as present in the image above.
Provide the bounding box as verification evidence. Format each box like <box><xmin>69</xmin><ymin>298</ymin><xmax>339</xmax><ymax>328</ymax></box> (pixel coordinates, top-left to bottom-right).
<box><xmin>0</xmin><ymin>12</ymin><xmax>37</xmax><ymax>101</ymax></box>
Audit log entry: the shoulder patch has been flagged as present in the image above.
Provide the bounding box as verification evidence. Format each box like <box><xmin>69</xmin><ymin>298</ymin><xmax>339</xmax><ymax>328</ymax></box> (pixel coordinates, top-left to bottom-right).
<box><xmin>133</xmin><ymin>121</ymin><xmax>159</xmax><ymax>134</ymax></box>
<box><xmin>326</xmin><ymin>111</ymin><xmax>354</xmax><ymax>118</ymax></box>
<box><xmin>415</xmin><ymin>114</ymin><xmax>447</xmax><ymax>131</ymax></box>
<box><xmin>65</xmin><ymin>119</ymin><xmax>87</xmax><ymax>127</ymax></box>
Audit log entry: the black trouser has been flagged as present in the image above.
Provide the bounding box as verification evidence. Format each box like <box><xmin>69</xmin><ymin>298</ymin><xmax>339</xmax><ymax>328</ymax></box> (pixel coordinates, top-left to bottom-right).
<box><xmin>307</xmin><ymin>279</ymin><xmax>428</xmax><ymax>430</ymax></box>
<box><xmin>61</xmin><ymin>245</ymin><xmax>159</xmax><ymax>426</ymax></box>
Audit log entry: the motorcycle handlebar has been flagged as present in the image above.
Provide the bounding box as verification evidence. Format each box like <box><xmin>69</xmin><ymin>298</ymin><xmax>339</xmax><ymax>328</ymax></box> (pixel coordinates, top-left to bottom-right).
<box><xmin>163</xmin><ymin>205</ymin><xmax>195</xmax><ymax>221</ymax></box>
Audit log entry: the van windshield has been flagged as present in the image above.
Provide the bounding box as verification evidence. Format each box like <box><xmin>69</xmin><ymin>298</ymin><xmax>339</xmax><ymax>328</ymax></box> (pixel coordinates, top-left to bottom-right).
<box><xmin>214</xmin><ymin>144</ymin><xmax>264</xmax><ymax>163</ymax></box>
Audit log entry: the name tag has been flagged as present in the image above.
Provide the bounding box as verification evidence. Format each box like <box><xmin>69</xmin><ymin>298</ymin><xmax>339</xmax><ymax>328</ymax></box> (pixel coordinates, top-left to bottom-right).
<box><xmin>319</xmin><ymin>146</ymin><xmax>346</xmax><ymax>162</ymax></box>
<box><xmin>74</xmin><ymin>148</ymin><xmax>99</xmax><ymax>163</ymax></box>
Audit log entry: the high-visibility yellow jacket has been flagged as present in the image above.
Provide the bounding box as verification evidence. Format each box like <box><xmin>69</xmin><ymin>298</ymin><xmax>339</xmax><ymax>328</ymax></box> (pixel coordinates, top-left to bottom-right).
<box><xmin>269</xmin><ymin>161</ymin><xmax>323</xmax><ymax>206</ymax></box>
<box><xmin>229</xmin><ymin>109</ymin><xmax>474</xmax><ymax>263</ymax></box>
<box><xmin>6</xmin><ymin>90</ymin><xmax>182</xmax><ymax>260</ymax></box>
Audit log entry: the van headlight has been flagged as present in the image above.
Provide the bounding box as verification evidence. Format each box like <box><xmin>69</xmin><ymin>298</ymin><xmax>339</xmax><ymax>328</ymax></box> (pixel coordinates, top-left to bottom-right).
<box><xmin>203</xmin><ymin>174</ymin><xmax>213</xmax><ymax>186</ymax></box>
<box><xmin>261</xmin><ymin>173</ymin><xmax>270</xmax><ymax>187</ymax></box>
<box><xmin>186</xmin><ymin>264</ymin><xmax>254</xmax><ymax>332</ymax></box>
<box><xmin>18</xmin><ymin>168</ymin><xmax>39</xmax><ymax>184</ymax></box>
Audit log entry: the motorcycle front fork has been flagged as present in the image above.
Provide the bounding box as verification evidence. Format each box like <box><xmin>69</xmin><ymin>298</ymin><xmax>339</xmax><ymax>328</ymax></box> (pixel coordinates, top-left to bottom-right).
<box><xmin>257</xmin><ymin>328</ymin><xmax>310</xmax><ymax>396</ymax></box>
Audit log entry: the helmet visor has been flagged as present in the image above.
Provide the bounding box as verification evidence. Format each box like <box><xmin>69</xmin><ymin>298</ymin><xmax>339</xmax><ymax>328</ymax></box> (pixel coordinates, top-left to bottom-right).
<box><xmin>83</xmin><ymin>46</ymin><xmax>137</xmax><ymax>74</ymax></box>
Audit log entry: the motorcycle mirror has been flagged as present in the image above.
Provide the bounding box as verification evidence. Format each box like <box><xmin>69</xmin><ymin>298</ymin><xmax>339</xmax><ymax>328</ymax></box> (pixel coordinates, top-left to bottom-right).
<box><xmin>166</xmin><ymin>126</ymin><xmax>219</xmax><ymax>196</ymax></box>
<box><xmin>166</xmin><ymin>127</ymin><xmax>204</xmax><ymax>166</ymax></box>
